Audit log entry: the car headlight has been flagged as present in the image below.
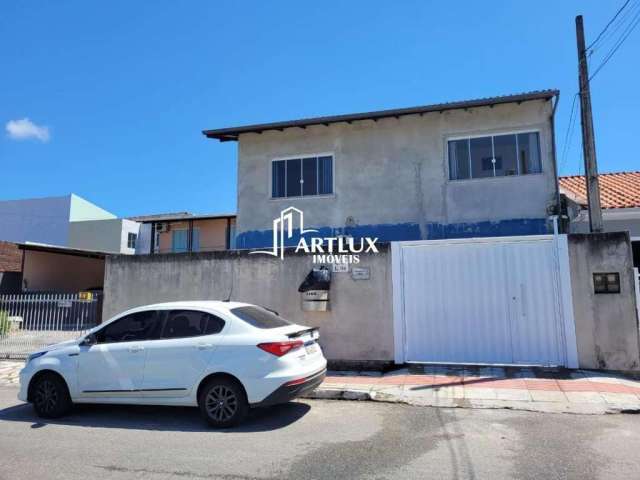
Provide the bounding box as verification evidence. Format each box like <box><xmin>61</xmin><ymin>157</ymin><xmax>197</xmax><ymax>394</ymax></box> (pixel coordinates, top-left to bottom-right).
<box><xmin>26</xmin><ymin>351</ymin><xmax>47</xmax><ymax>364</ymax></box>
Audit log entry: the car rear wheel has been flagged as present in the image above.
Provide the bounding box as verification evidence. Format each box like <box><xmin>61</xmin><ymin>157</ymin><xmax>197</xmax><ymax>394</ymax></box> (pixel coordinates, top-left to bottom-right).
<box><xmin>198</xmin><ymin>378</ymin><xmax>248</xmax><ymax>428</ymax></box>
<box><xmin>31</xmin><ymin>373</ymin><xmax>72</xmax><ymax>419</ymax></box>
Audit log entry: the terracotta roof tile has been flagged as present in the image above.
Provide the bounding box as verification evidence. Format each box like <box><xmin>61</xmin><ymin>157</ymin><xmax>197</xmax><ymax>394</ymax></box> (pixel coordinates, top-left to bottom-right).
<box><xmin>559</xmin><ymin>171</ymin><xmax>640</xmax><ymax>209</ymax></box>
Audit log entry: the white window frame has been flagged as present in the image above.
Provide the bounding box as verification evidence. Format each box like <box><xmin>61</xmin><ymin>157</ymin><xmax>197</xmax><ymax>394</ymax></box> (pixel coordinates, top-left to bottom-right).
<box><xmin>445</xmin><ymin>128</ymin><xmax>544</xmax><ymax>182</ymax></box>
<box><xmin>127</xmin><ymin>232</ymin><xmax>137</xmax><ymax>249</ymax></box>
<box><xmin>269</xmin><ymin>152</ymin><xmax>335</xmax><ymax>200</ymax></box>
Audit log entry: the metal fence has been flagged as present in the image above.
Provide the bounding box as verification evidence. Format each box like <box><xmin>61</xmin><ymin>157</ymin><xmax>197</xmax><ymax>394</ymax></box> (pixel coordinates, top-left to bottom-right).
<box><xmin>0</xmin><ymin>293</ymin><xmax>102</xmax><ymax>359</ymax></box>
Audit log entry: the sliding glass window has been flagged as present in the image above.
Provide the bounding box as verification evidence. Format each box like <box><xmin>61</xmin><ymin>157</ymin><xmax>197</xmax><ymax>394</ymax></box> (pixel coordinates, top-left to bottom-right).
<box><xmin>271</xmin><ymin>155</ymin><xmax>333</xmax><ymax>198</ymax></box>
<box><xmin>448</xmin><ymin>132</ymin><xmax>541</xmax><ymax>180</ymax></box>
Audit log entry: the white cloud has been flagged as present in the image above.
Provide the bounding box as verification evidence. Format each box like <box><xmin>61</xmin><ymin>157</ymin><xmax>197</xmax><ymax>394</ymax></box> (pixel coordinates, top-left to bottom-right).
<box><xmin>5</xmin><ymin>118</ymin><xmax>50</xmax><ymax>142</ymax></box>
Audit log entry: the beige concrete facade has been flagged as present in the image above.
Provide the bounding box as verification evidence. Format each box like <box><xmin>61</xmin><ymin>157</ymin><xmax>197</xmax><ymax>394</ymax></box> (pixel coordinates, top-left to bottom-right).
<box><xmin>568</xmin><ymin>232</ymin><xmax>640</xmax><ymax>371</ymax></box>
<box><xmin>235</xmin><ymin>99</ymin><xmax>558</xmax><ymax>247</ymax></box>
<box><xmin>157</xmin><ymin>218</ymin><xmax>235</xmax><ymax>253</ymax></box>
<box><xmin>104</xmin><ymin>247</ymin><xmax>393</xmax><ymax>363</ymax></box>
<box><xmin>22</xmin><ymin>250</ymin><xmax>105</xmax><ymax>293</ymax></box>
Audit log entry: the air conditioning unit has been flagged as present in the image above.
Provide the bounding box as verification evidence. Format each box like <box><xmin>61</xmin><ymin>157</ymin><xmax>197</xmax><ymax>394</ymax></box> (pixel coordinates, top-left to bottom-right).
<box><xmin>156</xmin><ymin>223</ymin><xmax>169</xmax><ymax>233</ymax></box>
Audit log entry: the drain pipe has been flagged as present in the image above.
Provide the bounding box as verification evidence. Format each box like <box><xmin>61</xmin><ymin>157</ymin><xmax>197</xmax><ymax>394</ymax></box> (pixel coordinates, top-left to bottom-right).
<box><xmin>550</xmin><ymin>92</ymin><xmax>563</xmax><ymax>231</ymax></box>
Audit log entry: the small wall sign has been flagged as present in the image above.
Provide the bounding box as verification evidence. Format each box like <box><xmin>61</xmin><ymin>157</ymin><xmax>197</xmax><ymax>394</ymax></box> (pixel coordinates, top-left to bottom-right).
<box><xmin>351</xmin><ymin>267</ymin><xmax>370</xmax><ymax>280</ymax></box>
<box><xmin>332</xmin><ymin>263</ymin><xmax>349</xmax><ymax>273</ymax></box>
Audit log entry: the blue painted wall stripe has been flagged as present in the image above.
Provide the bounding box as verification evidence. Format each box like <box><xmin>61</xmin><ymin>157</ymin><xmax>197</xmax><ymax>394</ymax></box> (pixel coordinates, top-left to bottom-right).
<box><xmin>235</xmin><ymin>219</ymin><xmax>548</xmax><ymax>249</ymax></box>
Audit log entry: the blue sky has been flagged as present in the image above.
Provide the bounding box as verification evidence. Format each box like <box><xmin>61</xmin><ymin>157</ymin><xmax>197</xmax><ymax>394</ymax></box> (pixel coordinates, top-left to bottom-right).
<box><xmin>1</xmin><ymin>1</ymin><xmax>638</xmax><ymax>217</ymax></box>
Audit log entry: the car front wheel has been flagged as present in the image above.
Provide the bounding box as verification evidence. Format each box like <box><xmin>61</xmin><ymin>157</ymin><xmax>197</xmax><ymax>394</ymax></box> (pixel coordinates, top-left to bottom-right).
<box><xmin>198</xmin><ymin>378</ymin><xmax>248</xmax><ymax>428</ymax></box>
<box><xmin>31</xmin><ymin>373</ymin><xmax>72</xmax><ymax>419</ymax></box>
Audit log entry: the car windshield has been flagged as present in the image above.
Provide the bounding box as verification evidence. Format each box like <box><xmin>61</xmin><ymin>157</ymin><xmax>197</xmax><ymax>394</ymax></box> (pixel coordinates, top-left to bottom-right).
<box><xmin>231</xmin><ymin>306</ymin><xmax>293</xmax><ymax>329</ymax></box>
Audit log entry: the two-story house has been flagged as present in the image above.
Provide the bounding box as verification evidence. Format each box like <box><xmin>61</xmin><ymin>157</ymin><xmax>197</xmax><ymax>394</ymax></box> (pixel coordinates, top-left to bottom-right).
<box><xmin>0</xmin><ymin>193</ymin><xmax>140</xmax><ymax>254</ymax></box>
<box><xmin>203</xmin><ymin>90</ymin><xmax>560</xmax><ymax>248</ymax></box>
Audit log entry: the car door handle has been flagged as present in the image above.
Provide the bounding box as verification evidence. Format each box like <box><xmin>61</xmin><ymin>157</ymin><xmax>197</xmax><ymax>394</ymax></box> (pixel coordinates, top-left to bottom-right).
<box><xmin>196</xmin><ymin>343</ymin><xmax>213</xmax><ymax>350</ymax></box>
<box><xmin>128</xmin><ymin>345</ymin><xmax>144</xmax><ymax>353</ymax></box>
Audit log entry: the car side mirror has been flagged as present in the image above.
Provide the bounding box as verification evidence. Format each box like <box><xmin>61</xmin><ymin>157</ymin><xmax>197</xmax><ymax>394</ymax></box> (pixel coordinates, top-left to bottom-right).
<box><xmin>81</xmin><ymin>333</ymin><xmax>97</xmax><ymax>346</ymax></box>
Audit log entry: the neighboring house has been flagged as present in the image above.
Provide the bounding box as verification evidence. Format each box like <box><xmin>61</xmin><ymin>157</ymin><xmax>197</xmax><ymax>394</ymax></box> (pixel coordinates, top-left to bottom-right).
<box><xmin>560</xmin><ymin>171</ymin><xmax>640</xmax><ymax>267</ymax></box>
<box><xmin>0</xmin><ymin>194</ymin><xmax>139</xmax><ymax>254</ymax></box>
<box><xmin>0</xmin><ymin>241</ymin><xmax>105</xmax><ymax>294</ymax></box>
<box><xmin>130</xmin><ymin>212</ymin><xmax>236</xmax><ymax>254</ymax></box>
<box><xmin>204</xmin><ymin>90</ymin><xmax>561</xmax><ymax>248</ymax></box>
<box><xmin>68</xmin><ymin>218</ymin><xmax>140</xmax><ymax>254</ymax></box>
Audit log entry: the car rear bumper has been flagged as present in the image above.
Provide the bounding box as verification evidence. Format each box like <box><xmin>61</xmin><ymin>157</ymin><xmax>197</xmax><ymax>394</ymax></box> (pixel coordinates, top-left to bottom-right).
<box><xmin>251</xmin><ymin>368</ymin><xmax>326</xmax><ymax>407</ymax></box>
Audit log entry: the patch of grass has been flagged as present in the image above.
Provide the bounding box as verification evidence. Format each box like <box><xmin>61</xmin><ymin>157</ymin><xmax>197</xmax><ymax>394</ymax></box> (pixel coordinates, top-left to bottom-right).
<box><xmin>0</xmin><ymin>310</ymin><xmax>10</xmax><ymax>337</ymax></box>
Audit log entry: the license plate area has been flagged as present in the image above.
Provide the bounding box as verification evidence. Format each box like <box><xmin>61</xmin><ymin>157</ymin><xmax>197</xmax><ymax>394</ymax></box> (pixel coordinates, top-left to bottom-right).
<box><xmin>304</xmin><ymin>340</ymin><xmax>318</xmax><ymax>355</ymax></box>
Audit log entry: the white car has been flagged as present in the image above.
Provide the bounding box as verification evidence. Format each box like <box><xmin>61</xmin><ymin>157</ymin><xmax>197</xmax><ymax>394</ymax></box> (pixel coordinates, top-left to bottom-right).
<box><xmin>18</xmin><ymin>301</ymin><xmax>327</xmax><ymax>427</ymax></box>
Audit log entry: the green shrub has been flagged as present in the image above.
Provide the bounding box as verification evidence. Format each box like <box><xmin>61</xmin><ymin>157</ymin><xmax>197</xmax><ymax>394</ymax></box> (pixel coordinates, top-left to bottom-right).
<box><xmin>0</xmin><ymin>311</ymin><xmax>10</xmax><ymax>337</ymax></box>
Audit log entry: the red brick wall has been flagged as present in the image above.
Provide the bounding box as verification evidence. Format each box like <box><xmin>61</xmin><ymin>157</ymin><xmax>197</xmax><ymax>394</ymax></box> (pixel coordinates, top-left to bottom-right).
<box><xmin>0</xmin><ymin>242</ymin><xmax>22</xmax><ymax>272</ymax></box>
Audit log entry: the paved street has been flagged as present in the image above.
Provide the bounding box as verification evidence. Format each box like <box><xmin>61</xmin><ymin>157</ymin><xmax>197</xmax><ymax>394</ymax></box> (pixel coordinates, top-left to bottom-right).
<box><xmin>1</xmin><ymin>386</ymin><xmax>640</xmax><ymax>479</ymax></box>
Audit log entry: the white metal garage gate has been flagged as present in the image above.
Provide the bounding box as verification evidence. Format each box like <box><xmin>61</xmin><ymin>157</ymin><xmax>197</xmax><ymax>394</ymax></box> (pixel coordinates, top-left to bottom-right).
<box><xmin>391</xmin><ymin>235</ymin><xmax>578</xmax><ymax>367</ymax></box>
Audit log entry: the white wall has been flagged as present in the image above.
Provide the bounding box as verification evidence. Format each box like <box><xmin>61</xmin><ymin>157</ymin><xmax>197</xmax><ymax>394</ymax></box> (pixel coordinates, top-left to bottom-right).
<box><xmin>0</xmin><ymin>194</ymin><xmax>118</xmax><ymax>247</ymax></box>
<box><xmin>68</xmin><ymin>219</ymin><xmax>140</xmax><ymax>254</ymax></box>
<box><xmin>0</xmin><ymin>195</ymin><xmax>72</xmax><ymax>246</ymax></box>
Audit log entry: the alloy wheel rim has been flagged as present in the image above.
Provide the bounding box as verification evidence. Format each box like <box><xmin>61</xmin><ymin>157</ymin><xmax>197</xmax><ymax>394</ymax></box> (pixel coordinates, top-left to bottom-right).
<box><xmin>34</xmin><ymin>380</ymin><xmax>58</xmax><ymax>413</ymax></box>
<box><xmin>205</xmin><ymin>385</ymin><xmax>238</xmax><ymax>422</ymax></box>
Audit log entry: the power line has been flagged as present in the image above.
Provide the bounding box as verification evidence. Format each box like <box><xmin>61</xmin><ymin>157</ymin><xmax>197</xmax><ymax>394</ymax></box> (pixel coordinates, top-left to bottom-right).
<box><xmin>589</xmin><ymin>0</ymin><xmax>640</xmax><ymax>55</ymax></box>
<box><xmin>559</xmin><ymin>93</ymin><xmax>579</xmax><ymax>171</ymax></box>
<box><xmin>586</xmin><ymin>0</ymin><xmax>632</xmax><ymax>50</ymax></box>
<box><xmin>589</xmin><ymin>8</ymin><xmax>640</xmax><ymax>81</ymax></box>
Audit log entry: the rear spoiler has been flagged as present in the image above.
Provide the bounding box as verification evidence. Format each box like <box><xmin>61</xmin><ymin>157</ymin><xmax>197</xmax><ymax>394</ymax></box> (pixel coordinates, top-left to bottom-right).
<box><xmin>287</xmin><ymin>327</ymin><xmax>319</xmax><ymax>339</ymax></box>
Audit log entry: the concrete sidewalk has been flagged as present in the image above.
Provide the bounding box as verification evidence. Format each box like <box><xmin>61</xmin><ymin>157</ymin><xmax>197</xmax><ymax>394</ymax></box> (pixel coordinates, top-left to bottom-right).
<box><xmin>4</xmin><ymin>359</ymin><xmax>640</xmax><ymax>414</ymax></box>
<box><xmin>305</xmin><ymin>365</ymin><xmax>640</xmax><ymax>414</ymax></box>
<box><xmin>0</xmin><ymin>361</ymin><xmax>21</xmax><ymax>387</ymax></box>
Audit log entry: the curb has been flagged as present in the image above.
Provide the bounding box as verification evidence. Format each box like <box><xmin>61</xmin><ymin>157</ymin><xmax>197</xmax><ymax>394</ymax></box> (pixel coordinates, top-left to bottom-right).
<box><xmin>301</xmin><ymin>387</ymin><xmax>640</xmax><ymax>415</ymax></box>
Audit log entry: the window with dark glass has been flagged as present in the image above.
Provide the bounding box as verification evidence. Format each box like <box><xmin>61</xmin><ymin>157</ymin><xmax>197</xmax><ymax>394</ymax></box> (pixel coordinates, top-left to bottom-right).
<box><xmin>96</xmin><ymin>310</ymin><xmax>161</xmax><ymax>343</ymax></box>
<box><xmin>127</xmin><ymin>232</ymin><xmax>137</xmax><ymax>249</ymax></box>
<box><xmin>470</xmin><ymin>136</ymin><xmax>494</xmax><ymax>179</ymax></box>
<box><xmin>593</xmin><ymin>272</ymin><xmax>621</xmax><ymax>294</ymax></box>
<box><xmin>231</xmin><ymin>306</ymin><xmax>293</xmax><ymax>329</ymax></box>
<box><xmin>302</xmin><ymin>157</ymin><xmax>318</xmax><ymax>196</ymax></box>
<box><xmin>448</xmin><ymin>139</ymin><xmax>470</xmax><ymax>180</ymax></box>
<box><xmin>272</xmin><ymin>161</ymin><xmax>286</xmax><ymax>198</ymax></box>
<box><xmin>517</xmin><ymin>132</ymin><xmax>542</xmax><ymax>174</ymax></box>
<box><xmin>271</xmin><ymin>155</ymin><xmax>333</xmax><ymax>198</ymax></box>
<box><xmin>286</xmin><ymin>158</ymin><xmax>302</xmax><ymax>197</ymax></box>
<box><xmin>161</xmin><ymin>310</ymin><xmax>225</xmax><ymax>339</ymax></box>
<box><xmin>448</xmin><ymin>132</ymin><xmax>541</xmax><ymax>180</ymax></box>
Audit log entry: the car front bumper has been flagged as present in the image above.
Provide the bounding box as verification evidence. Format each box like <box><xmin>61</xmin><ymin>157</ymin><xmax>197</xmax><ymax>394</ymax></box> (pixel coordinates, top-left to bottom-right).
<box><xmin>252</xmin><ymin>368</ymin><xmax>326</xmax><ymax>407</ymax></box>
<box><xmin>17</xmin><ymin>367</ymin><xmax>31</xmax><ymax>402</ymax></box>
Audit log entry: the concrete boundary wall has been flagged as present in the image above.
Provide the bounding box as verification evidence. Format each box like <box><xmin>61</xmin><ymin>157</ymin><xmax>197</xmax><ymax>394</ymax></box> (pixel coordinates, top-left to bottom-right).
<box><xmin>104</xmin><ymin>246</ymin><xmax>394</xmax><ymax>363</ymax></box>
<box><xmin>103</xmin><ymin>235</ymin><xmax>640</xmax><ymax>371</ymax></box>
<box><xmin>568</xmin><ymin>232</ymin><xmax>640</xmax><ymax>371</ymax></box>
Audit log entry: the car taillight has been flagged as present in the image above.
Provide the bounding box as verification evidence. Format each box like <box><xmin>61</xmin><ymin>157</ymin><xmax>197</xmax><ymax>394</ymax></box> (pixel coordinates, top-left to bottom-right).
<box><xmin>257</xmin><ymin>340</ymin><xmax>303</xmax><ymax>357</ymax></box>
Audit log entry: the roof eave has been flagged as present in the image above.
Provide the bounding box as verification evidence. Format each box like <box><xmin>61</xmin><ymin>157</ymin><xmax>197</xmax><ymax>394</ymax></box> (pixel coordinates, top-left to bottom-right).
<box><xmin>202</xmin><ymin>89</ymin><xmax>559</xmax><ymax>142</ymax></box>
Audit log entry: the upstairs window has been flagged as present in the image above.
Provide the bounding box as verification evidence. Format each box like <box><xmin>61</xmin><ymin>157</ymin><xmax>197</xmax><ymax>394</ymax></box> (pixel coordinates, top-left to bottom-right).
<box><xmin>272</xmin><ymin>155</ymin><xmax>333</xmax><ymax>198</ymax></box>
<box><xmin>448</xmin><ymin>132</ymin><xmax>541</xmax><ymax>180</ymax></box>
<box><xmin>127</xmin><ymin>232</ymin><xmax>137</xmax><ymax>249</ymax></box>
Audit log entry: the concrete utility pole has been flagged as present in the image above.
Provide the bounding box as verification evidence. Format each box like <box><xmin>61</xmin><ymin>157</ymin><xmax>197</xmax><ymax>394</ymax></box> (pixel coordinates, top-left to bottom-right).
<box><xmin>575</xmin><ymin>15</ymin><xmax>604</xmax><ymax>232</ymax></box>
